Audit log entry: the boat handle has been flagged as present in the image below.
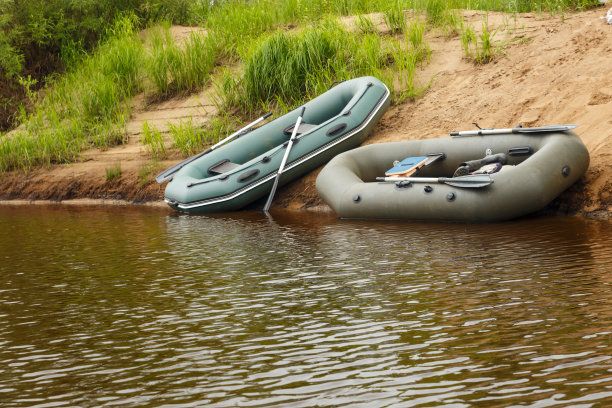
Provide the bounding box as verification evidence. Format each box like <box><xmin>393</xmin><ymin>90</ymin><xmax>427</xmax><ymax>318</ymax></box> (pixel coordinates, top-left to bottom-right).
<box><xmin>237</xmin><ymin>169</ymin><xmax>260</xmax><ymax>183</ymax></box>
<box><xmin>326</xmin><ymin>123</ymin><xmax>348</xmax><ymax>137</ymax></box>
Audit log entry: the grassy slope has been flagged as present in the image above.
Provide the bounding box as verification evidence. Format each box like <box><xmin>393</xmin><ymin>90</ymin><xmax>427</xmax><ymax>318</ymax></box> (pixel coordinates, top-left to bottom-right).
<box><xmin>1</xmin><ymin>0</ymin><xmax>602</xmax><ymax>172</ymax></box>
<box><xmin>0</xmin><ymin>1</ymin><xmax>610</xmax><ymax>215</ymax></box>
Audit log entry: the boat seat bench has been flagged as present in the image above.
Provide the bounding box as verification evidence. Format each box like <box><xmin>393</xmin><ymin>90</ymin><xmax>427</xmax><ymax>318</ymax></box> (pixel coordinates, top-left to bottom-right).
<box><xmin>284</xmin><ymin>123</ymin><xmax>318</xmax><ymax>136</ymax></box>
<box><xmin>207</xmin><ymin>123</ymin><xmax>319</xmax><ymax>175</ymax></box>
<box><xmin>208</xmin><ymin>159</ymin><xmax>241</xmax><ymax>175</ymax></box>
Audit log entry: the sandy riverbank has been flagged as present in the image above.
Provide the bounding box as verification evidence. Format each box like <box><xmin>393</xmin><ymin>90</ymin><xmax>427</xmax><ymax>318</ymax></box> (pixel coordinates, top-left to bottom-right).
<box><xmin>1</xmin><ymin>8</ymin><xmax>611</xmax><ymax>217</ymax></box>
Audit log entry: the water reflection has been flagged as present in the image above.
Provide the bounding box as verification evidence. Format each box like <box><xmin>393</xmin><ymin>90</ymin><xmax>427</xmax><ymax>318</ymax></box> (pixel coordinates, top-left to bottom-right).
<box><xmin>0</xmin><ymin>206</ymin><xmax>611</xmax><ymax>407</ymax></box>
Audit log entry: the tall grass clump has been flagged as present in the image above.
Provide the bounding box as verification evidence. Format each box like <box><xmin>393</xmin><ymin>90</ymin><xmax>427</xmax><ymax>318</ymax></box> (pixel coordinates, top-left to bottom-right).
<box><xmin>146</xmin><ymin>25</ymin><xmax>217</xmax><ymax>98</ymax></box>
<box><xmin>385</xmin><ymin>3</ymin><xmax>407</xmax><ymax>34</ymax></box>
<box><xmin>355</xmin><ymin>14</ymin><xmax>379</xmax><ymax>34</ymax></box>
<box><xmin>240</xmin><ymin>26</ymin><xmax>345</xmax><ymax>111</ymax></box>
<box><xmin>461</xmin><ymin>23</ymin><xmax>477</xmax><ymax>57</ymax></box>
<box><xmin>406</xmin><ymin>19</ymin><xmax>431</xmax><ymax>63</ymax></box>
<box><xmin>105</xmin><ymin>163</ymin><xmax>122</xmax><ymax>181</ymax></box>
<box><xmin>168</xmin><ymin>118</ymin><xmax>208</xmax><ymax>156</ymax></box>
<box><xmin>138</xmin><ymin>162</ymin><xmax>159</xmax><ymax>187</ymax></box>
<box><xmin>141</xmin><ymin>121</ymin><xmax>167</xmax><ymax>159</ymax></box>
<box><xmin>385</xmin><ymin>35</ymin><xmax>429</xmax><ymax>103</ymax></box>
<box><xmin>461</xmin><ymin>16</ymin><xmax>502</xmax><ymax>64</ymax></box>
<box><xmin>169</xmin><ymin>115</ymin><xmax>237</xmax><ymax>157</ymax></box>
<box><xmin>217</xmin><ymin>18</ymin><xmax>430</xmax><ymax>113</ymax></box>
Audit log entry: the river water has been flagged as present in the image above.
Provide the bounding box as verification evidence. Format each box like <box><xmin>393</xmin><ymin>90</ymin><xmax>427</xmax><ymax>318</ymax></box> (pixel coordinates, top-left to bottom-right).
<box><xmin>0</xmin><ymin>205</ymin><xmax>611</xmax><ymax>407</ymax></box>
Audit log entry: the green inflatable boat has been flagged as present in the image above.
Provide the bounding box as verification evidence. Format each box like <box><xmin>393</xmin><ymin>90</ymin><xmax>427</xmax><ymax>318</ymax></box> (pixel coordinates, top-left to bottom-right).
<box><xmin>158</xmin><ymin>76</ymin><xmax>390</xmax><ymax>213</ymax></box>
<box><xmin>316</xmin><ymin>125</ymin><xmax>589</xmax><ymax>222</ymax></box>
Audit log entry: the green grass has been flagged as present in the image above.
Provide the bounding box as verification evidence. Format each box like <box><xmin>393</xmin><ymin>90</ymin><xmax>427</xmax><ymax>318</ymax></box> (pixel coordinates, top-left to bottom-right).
<box><xmin>169</xmin><ymin>115</ymin><xmax>238</xmax><ymax>157</ymax></box>
<box><xmin>146</xmin><ymin>25</ymin><xmax>217</xmax><ymax>99</ymax></box>
<box><xmin>141</xmin><ymin>121</ymin><xmax>167</xmax><ymax>160</ymax></box>
<box><xmin>0</xmin><ymin>14</ymin><xmax>142</xmax><ymax>171</ymax></box>
<box><xmin>217</xmin><ymin>18</ymin><xmax>431</xmax><ymax>112</ymax></box>
<box><xmin>355</xmin><ymin>14</ymin><xmax>378</xmax><ymax>35</ymax></box>
<box><xmin>461</xmin><ymin>16</ymin><xmax>504</xmax><ymax>64</ymax></box>
<box><xmin>385</xmin><ymin>4</ymin><xmax>407</xmax><ymax>34</ymax></box>
<box><xmin>168</xmin><ymin>118</ymin><xmax>207</xmax><ymax>156</ymax></box>
<box><xmin>1</xmin><ymin>0</ymin><xmax>604</xmax><ymax>172</ymax></box>
<box><xmin>105</xmin><ymin>163</ymin><xmax>122</xmax><ymax>181</ymax></box>
<box><xmin>138</xmin><ymin>162</ymin><xmax>159</xmax><ymax>188</ymax></box>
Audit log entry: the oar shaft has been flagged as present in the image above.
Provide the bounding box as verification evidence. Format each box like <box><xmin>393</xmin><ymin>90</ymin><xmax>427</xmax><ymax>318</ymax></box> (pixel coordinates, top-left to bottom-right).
<box><xmin>277</xmin><ymin>118</ymin><xmax>302</xmax><ymax>174</ymax></box>
<box><xmin>377</xmin><ymin>176</ymin><xmax>440</xmax><ymax>183</ymax></box>
<box><xmin>263</xmin><ymin>107</ymin><xmax>305</xmax><ymax>212</ymax></box>
<box><xmin>376</xmin><ymin>174</ymin><xmax>493</xmax><ymax>188</ymax></box>
<box><xmin>451</xmin><ymin>128</ymin><xmax>516</xmax><ymax>137</ymax></box>
<box><xmin>450</xmin><ymin>124</ymin><xmax>578</xmax><ymax>137</ymax></box>
<box><xmin>210</xmin><ymin>112</ymin><xmax>273</xmax><ymax>152</ymax></box>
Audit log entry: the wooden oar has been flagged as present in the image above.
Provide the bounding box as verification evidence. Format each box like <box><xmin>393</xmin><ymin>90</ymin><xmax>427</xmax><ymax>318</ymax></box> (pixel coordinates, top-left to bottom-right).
<box><xmin>376</xmin><ymin>174</ymin><xmax>493</xmax><ymax>188</ymax></box>
<box><xmin>155</xmin><ymin>112</ymin><xmax>273</xmax><ymax>183</ymax></box>
<box><xmin>263</xmin><ymin>107</ymin><xmax>306</xmax><ymax>213</ymax></box>
<box><xmin>450</xmin><ymin>124</ymin><xmax>578</xmax><ymax>137</ymax></box>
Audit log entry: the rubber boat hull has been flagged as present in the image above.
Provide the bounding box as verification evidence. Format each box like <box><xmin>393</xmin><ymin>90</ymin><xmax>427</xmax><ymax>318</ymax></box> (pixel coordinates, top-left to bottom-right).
<box><xmin>316</xmin><ymin>131</ymin><xmax>589</xmax><ymax>222</ymax></box>
<box><xmin>163</xmin><ymin>76</ymin><xmax>390</xmax><ymax>213</ymax></box>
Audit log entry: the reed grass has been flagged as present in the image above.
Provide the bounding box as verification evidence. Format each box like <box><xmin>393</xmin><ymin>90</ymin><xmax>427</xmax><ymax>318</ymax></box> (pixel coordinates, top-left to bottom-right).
<box><xmin>356</xmin><ymin>14</ymin><xmax>378</xmax><ymax>35</ymax></box>
<box><xmin>385</xmin><ymin>4</ymin><xmax>407</xmax><ymax>35</ymax></box>
<box><xmin>1</xmin><ymin>0</ymin><xmax>602</xmax><ymax>171</ymax></box>
<box><xmin>406</xmin><ymin>19</ymin><xmax>431</xmax><ymax>62</ymax></box>
<box><xmin>216</xmin><ymin>19</ymin><xmax>430</xmax><ymax>112</ymax></box>
<box><xmin>146</xmin><ymin>25</ymin><xmax>217</xmax><ymax>98</ymax></box>
<box><xmin>168</xmin><ymin>118</ymin><xmax>207</xmax><ymax>156</ymax></box>
<box><xmin>461</xmin><ymin>16</ymin><xmax>503</xmax><ymax>64</ymax></box>
<box><xmin>476</xmin><ymin>18</ymin><xmax>498</xmax><ymax>64</ymax></box>
<box><xmin>141</xmin><ymin>121</ymin><xmax>167</xmax><ymax>160</ymax></box>
<box><xmin>461</xmin><ymin>23</ymin><xmax>477</xmax><ymax>57</ymax></box>
<box><xmin>168</xmin><ymin>115</ymin><xmax>238</xmax><ymax>157</ymax></box>
<box><xmin>105</xmin><ymin>163</ymin><xmax>122</xmax><ymax>181</ymax></box>
<box><xmin>138</xmin><ymin>162</ymin><xmax>159</xmax><ymax>187</ymax></box>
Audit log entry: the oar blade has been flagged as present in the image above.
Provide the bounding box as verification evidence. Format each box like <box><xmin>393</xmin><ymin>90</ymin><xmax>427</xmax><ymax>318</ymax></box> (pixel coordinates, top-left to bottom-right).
<box><xmin>155</xmin><ymin>162</ymin><xmax>188</xmax><ymax>183</ymax></box>
<box><xmin>515</xmin><ymin>124</ymin><xmax>578</xmax><ymax>133</ymax></box>
<box><xmin>451</xmin><ymin>124</ymin><xmax>579</xmax><ymax>137</ymax></box>
<box><xmin>442</xmin><ymin>175</ymin><xmax>493</xmax><ymax>188</ymax></box>
<box><xmin>155</xmin><ymin>147</ymin><xmax>211</xmax><ymax>183</ymax></box>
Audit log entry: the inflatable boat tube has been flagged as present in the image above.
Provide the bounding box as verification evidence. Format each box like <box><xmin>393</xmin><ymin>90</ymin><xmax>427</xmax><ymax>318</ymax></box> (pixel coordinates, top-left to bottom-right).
<box><xmin>316</xmin><ymin>130</ymin><xmax>589</xmax><ymax>221</ymax></box>
<box><xmin>163</xmin><ymin>76</ymin><xmax>390</xmax><ymax>213</ymax></box>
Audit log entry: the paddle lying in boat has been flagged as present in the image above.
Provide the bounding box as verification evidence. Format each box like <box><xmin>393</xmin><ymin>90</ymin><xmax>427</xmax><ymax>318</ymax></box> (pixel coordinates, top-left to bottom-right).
<box><xmin>155</xmin><ymin>112</ymin><xmax>273</xmax><ymax>183</ymax></box>
<box><xmin>263</xmin><ymin>107</ymin><xmax>306</xmax><ymax>213</ymax></box>
<box><xmin>376</xmin><ymin>174</ymin><xmax>493</xmax><ymax>188</ymax></box>
<box><xmin>450</xmin><ymin>124</ymin><xmax>578</xmax><ymax>137</ymax></box>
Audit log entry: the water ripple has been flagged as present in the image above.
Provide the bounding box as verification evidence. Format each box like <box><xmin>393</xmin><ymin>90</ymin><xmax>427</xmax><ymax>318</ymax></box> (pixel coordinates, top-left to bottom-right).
<box><xmin>0</xmin><ymin>207</ymin><xmax>611</xmax><ymax>407</ymax></box>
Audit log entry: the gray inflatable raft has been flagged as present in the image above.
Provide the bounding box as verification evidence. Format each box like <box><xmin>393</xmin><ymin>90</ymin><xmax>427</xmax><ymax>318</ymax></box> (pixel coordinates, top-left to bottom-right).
<box><xmin>316</xmin><ymin>127</ymin><xmax>589</xmax><ymax>221</ymax></box>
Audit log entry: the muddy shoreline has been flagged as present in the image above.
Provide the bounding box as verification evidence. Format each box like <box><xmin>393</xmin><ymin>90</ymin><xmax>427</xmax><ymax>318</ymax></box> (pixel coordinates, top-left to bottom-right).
<box><xmin>0</xmin><ymin>165</ymin><xmax>608</xmax><ymax>219</ymax></box>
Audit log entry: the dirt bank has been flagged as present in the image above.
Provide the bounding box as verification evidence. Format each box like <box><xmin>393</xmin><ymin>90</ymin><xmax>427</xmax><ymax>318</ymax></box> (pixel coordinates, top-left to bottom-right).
<box><xmin>1</xmin><ymin>8</ymin><xmax>611</xmax><ymax>217</ymax></box>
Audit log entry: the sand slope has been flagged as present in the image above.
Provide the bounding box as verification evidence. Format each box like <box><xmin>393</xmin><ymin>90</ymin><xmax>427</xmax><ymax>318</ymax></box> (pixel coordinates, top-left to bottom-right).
<box><xmin>1</xmin><ymin>8</ymin><xmax>611</xmax><ymax>216</ymax></box>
